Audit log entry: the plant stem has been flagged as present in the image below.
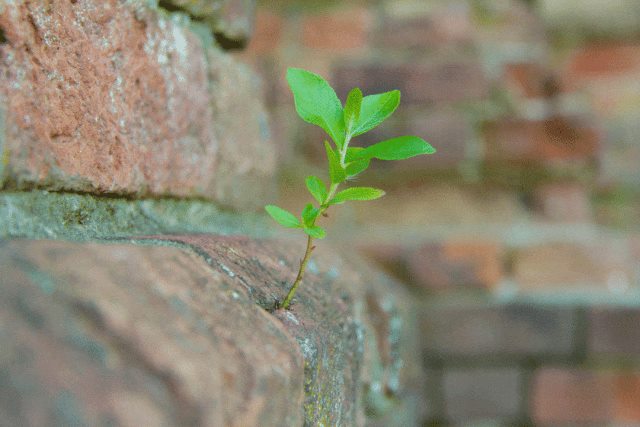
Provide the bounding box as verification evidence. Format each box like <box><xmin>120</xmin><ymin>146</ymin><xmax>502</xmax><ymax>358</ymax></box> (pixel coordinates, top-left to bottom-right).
<box><xmin>280</xmin><ymin>139</ymin><xmax>348</xmax><ymax>310</ymax></box>
<box><xmin>281</xmin><ymin>234</ymin><xmax>315</xmax><ymax>309</ymax></box>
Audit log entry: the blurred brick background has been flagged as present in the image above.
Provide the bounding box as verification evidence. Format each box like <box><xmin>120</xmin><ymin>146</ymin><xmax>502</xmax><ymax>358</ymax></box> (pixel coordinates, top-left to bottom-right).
<box><xmin>237</xmin><ymin>0</ymin><xmax>640</xmax><ymax>425</ymax></box>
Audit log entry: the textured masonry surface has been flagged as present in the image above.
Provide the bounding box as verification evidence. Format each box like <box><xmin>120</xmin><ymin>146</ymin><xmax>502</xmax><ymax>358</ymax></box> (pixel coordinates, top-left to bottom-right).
<box><xmin>0</xmin><ymin>236</ymin><xmax>424</xmax><ymax>426</ymax></box>
<box><xmin>0</xmin><ymin>0</ymin><xmax>275</xmax><ymax>210</ymax></box>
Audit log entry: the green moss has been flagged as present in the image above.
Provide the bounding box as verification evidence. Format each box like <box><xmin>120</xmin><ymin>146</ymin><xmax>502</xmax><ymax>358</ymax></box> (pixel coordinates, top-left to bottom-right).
<box><xmin>0</xmin><ymin>191</ymin><xmax>270</xmax><ymax>241</ymax></box>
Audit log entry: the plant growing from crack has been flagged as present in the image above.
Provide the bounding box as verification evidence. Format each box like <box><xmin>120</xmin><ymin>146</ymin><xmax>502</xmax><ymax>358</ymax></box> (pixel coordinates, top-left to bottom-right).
<box><xmin>266</xmin><ymin>68</ymin><xmax>435</xmax><ymax>310</ymax></box>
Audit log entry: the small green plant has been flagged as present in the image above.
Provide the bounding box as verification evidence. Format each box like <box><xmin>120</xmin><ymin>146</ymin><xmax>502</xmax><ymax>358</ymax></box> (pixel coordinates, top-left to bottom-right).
<box><xmin>266</xmin><ymin>68</ymin><xmax>435</xmax><ymax>310</ymax></box>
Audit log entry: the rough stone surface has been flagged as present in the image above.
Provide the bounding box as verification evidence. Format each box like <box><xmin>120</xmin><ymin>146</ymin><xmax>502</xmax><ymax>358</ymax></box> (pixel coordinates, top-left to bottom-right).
<box><xmin>0</xmin><ymin>0</ymin><xmax>275</xmax><ymax>209</ymax></box>
<box><xmin>152</xmin><ymin>235</ymin><xmax>425</xmax><ymax>426</ymax></box>
<box><xmin>0</xmin><ymin>236</ymin><xmax>424</xmax><ymax>426</ymax></box>
<box><xmin>0</xmin><ymin>240</ymin><xmax>304</xmax><ymax>427</ymax></box>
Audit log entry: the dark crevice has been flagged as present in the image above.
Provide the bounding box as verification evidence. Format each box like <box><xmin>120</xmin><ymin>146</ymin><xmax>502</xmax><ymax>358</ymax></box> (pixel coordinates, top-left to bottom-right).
<box><xmin>157</xmin><ymin>0</ymin><xmax>187</xmax><ymax>14</ymax></box>
<box><xmin>157</xmin><ymin>0</ymin><xmax>247</xmax><ymax>51</ymax></box>
<box><xmin>0</xmin><ymin>27</ymin><xmax>6</xmax><ymax>44</ymax></box>
<box><xmin>213</xmin><ymin>32</ymin><xmax>246</xmax><ymax>51</ymax></box>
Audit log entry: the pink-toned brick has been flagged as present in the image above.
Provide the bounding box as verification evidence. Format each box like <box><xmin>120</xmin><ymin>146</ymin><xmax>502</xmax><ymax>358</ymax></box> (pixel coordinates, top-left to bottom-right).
<box><xmin>512</xmin><ymin>241</ymin><xmax>634</xmax><ymax>292</ymax></box>
<box><xmin>302</xmin><ymin>8</ymin><xmax>372</xmax><ymax>51</ymax></box>
<box><xmin>483</xmin><ymin>116</ymin><xmax>601</xmax><ymax>163</ymax></box>
<box><xmin>564</xmin><ymin>43</ymin><xmax>640</xmax><ymax>82</ymax></box>
<box><xmin>532</xmin><ymin>182</ymin><xmax>593</xmax><ymax>222</ymax></box>
<box><xmin>532</xmin><ymin>368</ymin><xmax>640</xmax><ymax>425</ymax></box>
<box><xmin>406</xmin><ymin>240</ymin><xmax>503</xmax><ymax>292</ymax></box>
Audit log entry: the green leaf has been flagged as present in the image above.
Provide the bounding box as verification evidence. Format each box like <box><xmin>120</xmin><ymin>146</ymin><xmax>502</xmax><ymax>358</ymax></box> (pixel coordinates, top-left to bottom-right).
<box><xmin>301</xmin><ymin>203</ymin><xmax>320</xmax><ymax>227</ymax></box>
<box><xmin>351</xmin><ymin>136</ymin><xmax>435</xmax><ymax>161</ymax></box>
<box><xmin>345</xmin><ymin>159</ymin><xmax>370</xmax><ymax>177</ymax></box>
<box><xmin>325</xmin><ymin>141</ymin><xmax>346</xmax><ymax>184</ymax></box>
<box><xmin>343</xmin><ymin>87</ymin><xmax>363</xmax><ymax>133</ymax></box>
<box><xmin>286</xmin><ymin>68</ymin><xmax>345</xmax><ymax>147</ymax></box>
<box><xmin>305</xmin><ymin>175</ymin><xmax>328</xmax><ymax>204</ymax></box>
<box><xmin>304</xmin><ymin>225</ymin><xmax>326</xmax><ymax>239</ymax></box>
<box><xmin>329</xmin><ymin>187</ymin><xmax>386</xmax><ymax>205</ymax></box>
<box><xmin>344</xmin><ymin>147</ymin><xmax>370</xmax><ymax>177</ymax></box>
<box><xmin>351</xmin><ymin>90</ymin><xmax>400</xmax><ymax>137</ymax></box>
<box><xmin>265</xmin><ymin>205</ymin><xmax>301</xmax><ymax>228</ymax></box>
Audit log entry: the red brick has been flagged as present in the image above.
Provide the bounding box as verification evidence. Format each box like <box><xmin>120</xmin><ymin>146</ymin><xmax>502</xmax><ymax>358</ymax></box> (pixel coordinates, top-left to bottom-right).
<box><xmin>421</xmin><ymin>304</ymin><xmax>576</xmax><ymax>359</ymax></box>
<box><xmin>532</xmin><ymin>182</ymin><xmax>593</xmax><ymax>222</ymax></box>
<box><xmin>245</xmin><ymin>10</ymin><xmax>283</xmax><ymax>54</ymax></box>
<box><xmin>532</xmin><ymin>368</ymin><xmax>640</xmax><ymax>425</ymax></box>
<box><xmin>302</xmin><ymin>8</ymin><xmax>372</xmax><ymax>51</ymax></box>
<box><xmin>483</xmin><ymin>116</ymin><xmax>601</xmax><ymax>163</ymax></box>
<box><xmin>406</xmin><ymin>240</ymin><xmax>503</xmax><ymax>292</ymax></box>
<box><xmin>0</xmin><ymin>1</ymin><xmax>276</xmax><ymax>209</ymax></box>
<box><xmin>332</xmin><ymin>61</ymin><xmax>489</xmax><ymax>105</ymax></box>
<box><xmin>512</xmin><ymin>241</ymin><xmax>634</xmax><ymax>292</ymax></box>
<box><xmin>588</xmin><ymin>308</ymin><xmax>640</xmax><ymax>357</ymax></box>
<box><xmin>565</xmin><ymin>43</ymin><xmax>640</xmax><ymax>82</ymax></box>
<box><xmin>443</xmin><ymin>368</ymin><xmax>522</xmax><ymax>423</ymax></box>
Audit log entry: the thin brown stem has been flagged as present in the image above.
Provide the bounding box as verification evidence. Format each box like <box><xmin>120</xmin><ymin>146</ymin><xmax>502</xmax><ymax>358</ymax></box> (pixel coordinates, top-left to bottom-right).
<box><xmin>281</xmin><ymin>234</ymin><xmax>315</xmax><ymax>309</ymax></box>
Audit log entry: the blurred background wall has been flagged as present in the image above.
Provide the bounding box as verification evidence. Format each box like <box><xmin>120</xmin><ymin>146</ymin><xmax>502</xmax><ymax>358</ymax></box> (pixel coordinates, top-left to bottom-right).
<box><xmin>237</xmin><ymin>0</ymin><xmax>640</xmax><ymax>425</ymax></box>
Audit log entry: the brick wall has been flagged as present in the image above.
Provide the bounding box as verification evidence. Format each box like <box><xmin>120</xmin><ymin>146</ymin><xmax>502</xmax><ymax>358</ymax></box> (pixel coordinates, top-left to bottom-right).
<box><xmin>244</xmin><ymin>0</ymin><xmax>640</xmax><ymax>425</ymax></box>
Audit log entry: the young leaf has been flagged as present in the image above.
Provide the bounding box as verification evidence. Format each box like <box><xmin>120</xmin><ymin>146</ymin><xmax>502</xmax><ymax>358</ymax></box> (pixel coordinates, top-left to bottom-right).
<box><xmin>343</xmin><ymin>87</ymin><xmax>363</xmax><ymax>133</ymax></box>
<box><xmin>286</xmin><ymin>68</ymin><xmax>345</xmax><ymax>147</ymax></box>
<box><xmin>329</xmin><ymin>187</ymin><xmax>386</xmax><ymax>205</ymax></box>
<box><xmin>345</xmin><ymin>159</ymin><xmax>370</xmax><ymax>177</ymax></box>
<box><xmin>324</xmin><ymin>141</ymin><xmax>346</xmax><ymax>184</ymax></box>
<box><xmin>305</xmin><ymin>175</ymin><xmax>328</xmax><ymax>204</ymax></box>
<box><xmin>351</xmin><ymin>90</ymin><xmax>400</xmax><ymax>137</ymax></box>
<box><xmin>304</xmin><ymin>225</ymin><xmax>326</xmax><ymax>239</ymax></box>
<box><xmin>265</xmin><ymin>205</ymin><xmax>301</xmax><ymax>228</ymax></box>
<box><xmin>301</xmin><ymin>203</ymin><xmax>320</xmax><ymax>227</ymax></box>
<box><xmin>351</xmin><ymin>136</ymin><xmax>435</xmax><ymax>161</ymax></box>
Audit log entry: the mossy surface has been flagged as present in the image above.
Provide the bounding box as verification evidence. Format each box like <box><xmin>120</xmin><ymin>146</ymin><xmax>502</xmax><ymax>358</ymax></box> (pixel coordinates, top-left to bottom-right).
<box><xmin>0</xmin><ymin>191</ymin><xmax>269</xmax><ymax>241</ymax></box>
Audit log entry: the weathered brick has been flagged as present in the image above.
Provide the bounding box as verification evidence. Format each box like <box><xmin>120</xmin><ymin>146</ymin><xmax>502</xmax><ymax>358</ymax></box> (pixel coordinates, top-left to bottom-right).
<box><xmin>421</xmin><ymin>303</ymin><xmax>576</xmax><ymax>359</ymax></box>
<box><xmin>483</xmin><ymin>116</ymin><xmax>601</xmax><ymax>163</ymax></box>
<box><xmin>302</xmin><ymin>8</ymin><xmax>372</xmax><ymax>51</ymax></box>
<box><xmin>147</xmin><ymin>235</ymin><xmax>426</xmax><ymax>426</ymax></box>
<box><xmin>443</xmin><ymin>368</ymin><xmax>523</xmax><ymax>423</ymax></box>
<box><xmin>512</xmin><ymin>241</ymin><xmax>635</xmax><ymax>292</ymax></box>
<box><xmin>0</xmin><ymin>236</ymin><xmax>426</xmax><ymax>427</ymax></box>
<box><xmin>532</xmin><ymin>368</ymin><xmax>640</xmax><ymax>425</ymax></box>
<box><xmin>532</xmin><ymin>182</ymin><xmax>593</xmax><ymax>222</ymax></box>
<box><xmin>0</xmin><ymin>0</ymin><xmax>276</xmax><ymax>209</ymax></box>
<box><xmin>332</xmin><ymin>61</ymin><xmax>489</xmax><ymax>105</ymax></box>
<box><xmin>588</xmin><ymin>308</ymin><xmax>640</xmax><ymax>357</ymax></box>
<box><xmin>406</xmin><ymin>240</ymin><xmax>504</xmax><ymax>292</ymax></box>
<box><xmin>0</xmin><ymin>240</ymin><xmax>304</xmax><ymax>427</ymax></box>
